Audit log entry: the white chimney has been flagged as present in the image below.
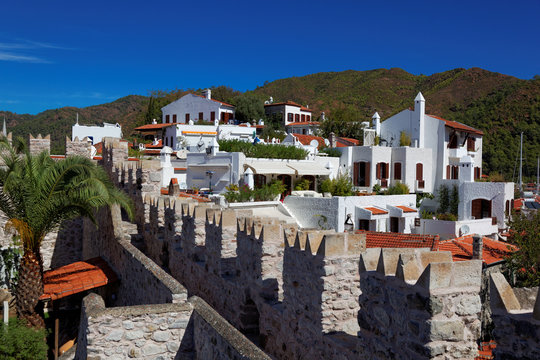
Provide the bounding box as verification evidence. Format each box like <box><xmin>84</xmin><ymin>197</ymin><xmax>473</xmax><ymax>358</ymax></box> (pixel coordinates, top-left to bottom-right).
<box><xmin>372</xmin><ymin>112</ymin><xmax>381</xmax><ymax>137</ymax></box>
<box><xmin>203</xmin><ymin>88</ymin><xmax>211</xmax><ymax>100</ymax></box>
<box><xmin>414</xmin><ymin>92</ymin><xmax>425</xmax><ymax>148</ymax></box>
<box><xmin>459</xmin><ymin>155</ymin><xmax>474</xmax><ymax>183</ymax></box>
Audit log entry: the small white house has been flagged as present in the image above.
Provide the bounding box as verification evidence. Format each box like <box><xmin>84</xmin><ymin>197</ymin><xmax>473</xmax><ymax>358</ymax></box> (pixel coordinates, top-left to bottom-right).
<box><xmin>161</xmin><ymin>89</ymin><xmax>235</xmax><ymax>124</ymax></box>
<box><xmin>264</xmin><ymin>99</ymin><xmax>319</xmax><ymax>134</ymax></box>
<box><xmin>72</xmin><ymin>116</ymin><xmax>122</xmax><ymax>144</ymax></box>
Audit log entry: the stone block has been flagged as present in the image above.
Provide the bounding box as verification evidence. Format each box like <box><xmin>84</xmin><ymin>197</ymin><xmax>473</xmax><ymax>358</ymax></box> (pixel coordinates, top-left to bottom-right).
<box><xmin>346</xmin><ymin>233</ymin><xmax>366</xmax><ymax>254</ymax></box>
<box><xmin>453</xmin><ymin>260</ymin><xmax>482</xmax><ymax>289</ymax></box>
<box><xmin>317</xmin><ymin>233</ymin><xmax>346</xmax><ymax>256</ymax></box>
<box><xmin>418</xmin><ymin>251</ymin><xmax>453</xmax><ymax>269</ymax></box>
<box><xmin>220</xmin><ymin>209</ymin><xmax>237</xmax><ymax>228</ymax></box>
<box><xmin>377</xmin><ymin>248</ymin><xmax>417</xmax><ymax>276</ymax></box>
<box><xmin>429</xmin><ymin>319</ymin><xmax>464</xmax><ymax>341</ymax></box>
<box><xmin>360</xmin><ymin>248</ymin><xmax>381</xmax><ymax>272</ymax></box>
<box><xmin>490</xmin><ymin>272</ymin><xmax>520</xmax><ymax>311</ymax></box>
<box><xmin>416</xmin><ymin>262</ymin><xmax>453</xmax><ymax>291</ymax></box>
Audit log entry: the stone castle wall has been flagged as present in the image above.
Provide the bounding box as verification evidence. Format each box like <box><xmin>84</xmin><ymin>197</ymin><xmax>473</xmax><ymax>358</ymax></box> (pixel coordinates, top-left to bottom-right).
<box><xmin>65</xmin><ymin>137</ymin><xmax>92</xmax><ymax>158</ymax></box>
<box><xmin>28</xmin><ymin>133</ymin><xmax>50</xmax><ymax>155</ymax></box>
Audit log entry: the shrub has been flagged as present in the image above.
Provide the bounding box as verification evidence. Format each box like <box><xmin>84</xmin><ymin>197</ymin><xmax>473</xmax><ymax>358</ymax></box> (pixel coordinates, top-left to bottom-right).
<box><xmin>436</xmin><ymin>213</ymin><xmax>458</xmax><ymax>221</ymax></box>
<box><xmin>224</xmin><ymin>181</ymin><xmax>286</xmax><ymax>203</ymax></box>
<box><xmin>372</xmin><ymin>184</ymin><xmax>382</xmax><ymax>195</ymax></box>
<box><xmin>421</xmin><ymin>210</ymin><xmax>434</xmax><ymax>219</ymax></box>
<box><xmin>294</xmin><ymin>178</ymin><xmax>311</xmax><ymax>191</ymax></box>
<box><xmin>0</xmin><ymin>319</ymin><xmax>48</xmax><ymax>360</ymax></box>
<box><xmin>385</xmin><ymin>182</ymin><xmax>410</xmax><ymax>195</ymax></box>
<box><xmin>320</xmin><ymin>174</ymin><xmax>354</xmax><ymax>196</ymax></box>
<box><xmin>416</xmin><ymin>192</ymin><xmax>434</xmax><ymax>207</ymax></box>
<box><xmin>218</xmin><ymin>139</ymin><xmax>308</xmax><ymax>159</ymax></box>
<box><xmin>450</xmin><ymin>185</ymin><xmax>459</xmax><ymax>216</ymax></box>
<box><xmin>319</xmin><ymin>147</ymin><xmax>341</xmax><ymax>157</ymax></box>
<box><xmin>488</xmin><ymin>173</ymin><xmax>506</xmax><ymax>182</ymax></box>
<box><xmin>437</xmin><ymin>185</ymin><xmax>449</xmax><ymax>214</ymax></box>
<box><xmin>399</xmin><ymin>131</ymin><xmax>411</xmax><ymax>146</ymax></box>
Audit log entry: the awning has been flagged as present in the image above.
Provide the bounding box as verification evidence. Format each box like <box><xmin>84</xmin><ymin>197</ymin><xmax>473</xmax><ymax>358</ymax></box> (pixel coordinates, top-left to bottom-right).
<box><xmin>286</xmin><ymin>162</ymin><xmax>331</xmax><ymax>176</ymax></box>
<box><xmin>364</xmin><ymin>207</ymin><xmax>388</xmax><ymax>215</ymax></box>
<box><xmin>39</xmin><ymin>257</ymin><xmax>118</xmax><ymax>301</ymax></box>
<box><xmin>244</xmin><ymin>162</ymin><xmax>296</xmax><ymax>175</ymax></box>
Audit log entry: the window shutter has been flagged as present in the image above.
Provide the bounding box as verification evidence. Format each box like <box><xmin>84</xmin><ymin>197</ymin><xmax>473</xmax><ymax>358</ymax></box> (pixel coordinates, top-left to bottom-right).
<box><xmin>416</xmin><ymin>163</ymin><xmax>423</xmax><ymax>181</ymax></box>
<box><xmin>376</xmin><ymin>163</ymin><xmax>381</xmax><ymax>179</ymax></box>
<box><xmin>394</xmin><ymin>163</ymin><xmax>401</xmax><ymax>180</ymax></box>
<box><xmin>365</xmin><ymin>162</ymin><xmax>371</xmax><ymax>187</ymax></box>
<box><xmin>386</xmin><ymin>163</ymin><xmax>390</xmax><ymax>179</ymax></box>
<box><xmin>446</xmin><ymin>165</ymin><xmax>450</xmax><ymax>179</ymax></box>
<box><xmin>353</xmin><ymin>162</ymin><xmax>359</xmax><ymax>186</ymax></box>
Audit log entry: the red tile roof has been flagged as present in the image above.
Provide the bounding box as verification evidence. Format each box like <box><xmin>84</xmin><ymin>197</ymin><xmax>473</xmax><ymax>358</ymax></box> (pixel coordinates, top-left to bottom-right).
<box><xmin>144</xmin><ymin>139</ymin><xmax>163</xmax><ymax>148</ymax></box>
<box><xmin>397</xmin><ymin>205</ymin><xmax>417</xmax><ymax>213</ymax></box>
<box><xmin>428</xmin><ymin>114</ymin><xmax>483</xmax><ymax>135</ymax></box>
<box><xmin>437</xmin><ymin>235</ymin><xmax>517</xmax><ymax>265</ymax></box>
<box><xmin>161</xmin><ymin>188</ymin><xmax>169</xmax><ymax>195</ymax></box>
<box><xmin>134</xmin><ymin>123</ymin><xmax>177</xmax><ymax>131</ymax></box>
<box><xmin>289</xmin><ymin>134</ymin><xmax>325</xmax><ymax>149</ymax></box>
<box><xmin>357</xmin><ymin>230</ymin><xmax>439</xmax><ymax>250</ymax></box>
<box><xmin>93</xmin><ymin>142</ymin><xmax>103</xmax><ymax>155</ymax></box>
<box><xmin>364</xmin><ymin>207</ymin><xmax>388</xmax><ymax>215</ymax></box>
<box><xmin>285</xmin><ymin>121</ymin><xmax>320</xmax><ymax>126</ymax></box>
<box><xmin>513</xmin><ymin>198</ymin><xmax>523</xmax><ymax>210</ymax></box>
<box><xmin>40</xmin><ymin>257</ymin><xmax>117</xmax><ymax>301</ymax></box>
<box><xmin>178</xmin><ymin>192</ymin><xmax>211</xmax><ymax>202</ymax></box>
<box><xmin>265</xmin><ymin>101</ymin><xmax>312</xmax><ymax>112</ymax></box>
<box><xmin>476</xmin><ymin>341</ymin><xmax>496</xmax><ymax>360</ymax></box>
<box><xmin>336</xmin><ymin>137</ymin><xmax>360</xmax><ymax>147</ymax></box>
<box><xmin>238</xmin><ymin>124</ymin><xmax>265</xmax><ymax>129</ymax></box>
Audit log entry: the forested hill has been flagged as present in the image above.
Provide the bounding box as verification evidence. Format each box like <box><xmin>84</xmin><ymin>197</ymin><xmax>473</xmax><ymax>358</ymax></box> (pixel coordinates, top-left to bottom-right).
<box><xmin>250</xmin><ymin>68</ymin><xmax>540</xmax><ymax>180</ymax></box>
<box><xmin>1</xmin><ymin>68</ymin><xmax>539</xmax><ymax>180</ymax></box>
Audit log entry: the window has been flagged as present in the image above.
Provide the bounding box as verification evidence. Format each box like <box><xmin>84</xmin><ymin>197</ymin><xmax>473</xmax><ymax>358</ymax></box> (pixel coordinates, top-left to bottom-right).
<box><xmin>390</xmin><ymin>217</ymin><xmax>399</xmax><ymax>232</ymax></box>
<box><xmin>307</xmin><ymin>115</ymin><xmax>311</xmax><ymax>122</ymax></box>
<box><xmin>185</xmin><ymin>113</ymin><xmax>190</xmax><ymax>122</ymax></box>
<box><xmin>165</xmin><ymin>137</ymin><xmax>168</xmax><ymax>146</ymax></box>
<box><xmin>416</xmin><ymin>163</ymin><xmax>423</xmax><ymax>181</ymax></box>
<box><xmin>171</xmin><ymin>136</ymin><xmax>173</xmax><ymax>148</ymax></box>
<box><xmin>450</xmin><ymin>165</ymin><xmax>459</xmax><ymax>179</ymax></box>
<box><xmin>295</xmin><ymin>114</ymin><xmax>300</xmax><ymax>122</ymax></box>
<box><xmin>358</xmin><ymin>219</ymin><xmax>370</xmax><ymax>231</ymax></box>
<box><xmin>467</xmin><ymin>137</ymin><xmax>476</xmax><ymax>152</ymax></box>
<box><xmin>172</xmin><ymin>114</ymin><xmax>177</xmax><ymax>123</ymax></box>
<box><xmin>474</xmin><ymin>167</ymin><xmax>481</xmax><ymax>180</ymax></box>
<box><xmin>165</xmin><ymin>115</ymin><xmax>170</xmax><ymax>123</ymax></box>
<box><xmin>254</xmin><ymin>174</ymin><xmax>266</xmax><ymax>188</ymax></box>
<box><xmin>287</xmin><ymin>113</ymin><xmax>293</xmax><ymax>123</ymax></box>
<box><xmin>394</xmin><ymin>163</ymin><xmax>402</xmax><ymax>180</ymax></box>
<box><xmin>449</xmin><ymin>133</ymin><xmax>458</xmax><ymax>149</ymax></box>
<box><xmin>301</xmin><ymin>114</ymin><xmax>305</xmax><ymax>122</ymax></box>
<box><xmin>353</xmin><ymin>161</ymin><xmax>370</xmax><ymax>187</ymax></box>
<box><xmin>199</xmin><ymin>112</ymin><xmax>203</xmax><ymax>121</ymax></box>
<box><xmin>211</xmin><ymin>111</ymin><xmax>215</xmax><ymax>121</ymax></box>
<box><xmin>376</xmin><ymin>162</ymin><xmax>389</xmax><ymax>179</ymax></box>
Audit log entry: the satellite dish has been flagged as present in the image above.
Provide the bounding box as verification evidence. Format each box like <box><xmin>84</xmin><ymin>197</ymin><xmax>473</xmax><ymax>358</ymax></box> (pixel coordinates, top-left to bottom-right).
<box><xmin>460</xmin><ymin>225</ymin><xmax>470</xmax><ymax>235</ymax></box>
<box><xmin>324</xmin><ymin>139</ymin><xmax>330</xmax><ymax>147</ymax></box>
<box><xmin>310</xmin><ymin>139</ymin><xmax>319</xmax><ymax>148</ymax></box>
<box><xmin>176</xmin><ymin>150</ymin><xmax>187</xmax><ymax>159</ymax></box>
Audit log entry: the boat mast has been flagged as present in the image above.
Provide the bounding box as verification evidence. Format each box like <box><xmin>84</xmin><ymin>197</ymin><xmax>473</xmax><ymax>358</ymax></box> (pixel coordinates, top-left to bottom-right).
<box><xmin>519</xmin><ymin>132</ymin><xmax>523</xmax><ymax>194</ymax></box>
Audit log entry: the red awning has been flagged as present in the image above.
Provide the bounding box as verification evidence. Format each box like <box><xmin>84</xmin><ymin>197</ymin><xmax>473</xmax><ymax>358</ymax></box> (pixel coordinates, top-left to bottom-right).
<box><xmin>40</xmin><ymin>257</ymin><xmax>118</xmax><ymax>301</ymax></box>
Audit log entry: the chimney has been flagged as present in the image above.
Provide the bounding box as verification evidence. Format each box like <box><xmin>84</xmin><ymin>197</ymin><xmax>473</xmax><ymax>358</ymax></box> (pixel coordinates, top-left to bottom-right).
<box><xmin>203</xmin><ymin>88</ymin><xmax>211</xmax><ymax>100</ymax></box>
<box><xmin>372</xmin><ymin>112</ymin><xmax>381</xmax><ymax>137</ymax></box>
<box><xmin>472</xmin><ymin>235</ymin><xmax>483</xmax><ymax>260</ymax></box>
<box><xmin>329</xmin><ymin>132</ymin><xmax>336</xmax><ymax>148</ymax></box>
<box><xmin>414</xmin><ymin>92</ymin><xmax>425</xmax><ymax>148</ymax></box>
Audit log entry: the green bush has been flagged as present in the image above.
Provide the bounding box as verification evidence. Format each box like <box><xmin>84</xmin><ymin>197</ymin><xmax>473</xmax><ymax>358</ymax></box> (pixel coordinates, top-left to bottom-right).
<box><xmin>421</xmin><ymin>210</ymin><xmax>434</xmax><ymax>219</ymax></box>
<box><xmin>294</xmin><ymin>178</ymin><xmax>311</xmax><ymax>191</ymax></box>
<box><xmin>319</xmin><ymin>147</ymin><xmax>341</xmax><ymax>157</ymax></box>
<box><xmin>385</xmin><ymin>182</ymin><xmax>410</xmax><ymax>195</ymax></box>
<box><xmin>218</xmin><ymin>139</ymin><xmax>308</xmax><ymax>160</ymax></box>
<box><xmin>224</xmin><ymin>181</ymin><xmax>286</xmax><ymax>203</ymax></box>
<box><xmin>372</xmin><ymin>184</ymin><xmax>382</xmax><ymax>195</ymax></box>
<box><xmin>399</xmin><ymin>131</ymin><xmax>411</xmax><ymax>146</ymax></box>
<box><xmin>0</xmin><ymin>319</ymin><xmax>48</xmax><ymax>360</ymax></box>
<box><xmin>436</xmin><ymin>213</ymin><xmax>458</xmax><ymax>221</ymax></box>
<box><xmin>319</xmin><ymin>174</ymin><xmax>354</xmax><ymax>196</ymax></box>
<box><xmin>450</xmin><ymin>185</ymin><xmax>459</xmax><ymax>216</ymax></box>
<box><xmin>437</xmin><ymin>185</ymin><xmax>450</xmax><ymax>214</ymax></box>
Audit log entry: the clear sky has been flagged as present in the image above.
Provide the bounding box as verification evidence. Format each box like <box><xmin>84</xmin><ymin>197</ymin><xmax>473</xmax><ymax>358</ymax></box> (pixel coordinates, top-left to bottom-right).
<box><xmin>1</xmin><ymin>0</ymin><xmax>538</xmax><ymax>115</ymax></box>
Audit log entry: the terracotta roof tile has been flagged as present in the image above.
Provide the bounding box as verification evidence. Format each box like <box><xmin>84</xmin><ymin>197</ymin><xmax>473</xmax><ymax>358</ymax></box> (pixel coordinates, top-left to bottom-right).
<box><xmin>357</xmin><ymin>230</ymin><xmax>438</xmax><ymax>250</ymax></box>
<box><xmin>397</xmin><ymin>205</ymin><xmax>417</xmax><ymax>213</ymax></box>
<box><xmin>285</xmin><ymin>121</ymin><xmax>320</xmax><ymax>126</ymax></box>
<box><xmin>145</xmin><ymin>139</ymin><xmax>163</xmax><ymax>148</ymax></box>
<box><xmin>290</xmin><ymin>134</ymin><xmax>325</xmax><ymax>149</ymax></box>
<box><xmin>437</xmin><ymin>235</ymin><xmax>517</xmax><ymax>265</ymax></box>
<box><xmin>135</xmin><ymin>123</ymin><xmax>177</xmax><ymax>130</ymax></box>
<box><xmin>428</xmin><ymin>114</ymin><xmax>483</xmax><ymax>135</ymax></box>
<box><xmin>364</xmin><ymin>207</ymin><xmax>388</xmax><ymax>215</ymax></box>
<box><xmin>40</xmin><ymin>257</ymin><xmax>117</xmax><ymax>301</ymax></box>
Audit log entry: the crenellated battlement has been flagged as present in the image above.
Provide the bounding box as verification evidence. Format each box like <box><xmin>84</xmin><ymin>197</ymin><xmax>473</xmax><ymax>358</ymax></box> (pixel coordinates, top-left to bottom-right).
<box><xmin>28</xmin><ymin>133</ymin><xmax>50</xmax><ymax>155</ymax></box>
<box><xmin>65</xmin><ymin>136</ymin><xmax>92</xmax><ymax>158</ymax></box>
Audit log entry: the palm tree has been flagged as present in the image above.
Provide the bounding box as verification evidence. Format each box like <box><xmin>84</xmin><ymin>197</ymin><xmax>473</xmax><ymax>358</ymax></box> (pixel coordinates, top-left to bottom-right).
<box><xmin>0</xmin><ymin>137</ymin><xmax>133</xmax><ymax>327</ymax></box>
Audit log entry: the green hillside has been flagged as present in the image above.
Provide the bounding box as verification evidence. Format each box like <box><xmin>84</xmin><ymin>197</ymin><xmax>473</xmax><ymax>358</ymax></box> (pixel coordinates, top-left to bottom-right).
<box><xmin>2</xmin><ymin>68</ymin><xmax>539</xmax><ymax>181</ymax></box>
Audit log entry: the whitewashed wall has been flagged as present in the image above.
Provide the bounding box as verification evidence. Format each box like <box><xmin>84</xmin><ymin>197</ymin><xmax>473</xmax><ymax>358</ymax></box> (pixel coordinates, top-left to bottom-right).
<box><xmin>161</xmin><ymin>94</ymin><xmax>234</xmax><ymax>124</ymax></box>
<box><xmin>72</xmin><ymin>123</ymin><xmax>122</xmax><ymax>144</ymax></box>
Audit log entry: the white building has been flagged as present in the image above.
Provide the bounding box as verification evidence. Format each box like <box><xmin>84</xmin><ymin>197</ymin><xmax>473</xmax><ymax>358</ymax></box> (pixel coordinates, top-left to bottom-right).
<box><xmin>264</xmin><ymin>99</ymin><xmax>320</xmax><ymax>134</ymax></box>
<box><xmin>72</xmin><ymin>116</ymin><xmax>122</xmax><ymax>144</ymax></box>
<box><xmin>283</xmin><ymin>194</ymin><xmax>418</xmax><ymax>233</ymax></box>
<box><xmin>161</xmin><ymin>89</ymin><xmax>235</xmax><ymax>124</ymax></box>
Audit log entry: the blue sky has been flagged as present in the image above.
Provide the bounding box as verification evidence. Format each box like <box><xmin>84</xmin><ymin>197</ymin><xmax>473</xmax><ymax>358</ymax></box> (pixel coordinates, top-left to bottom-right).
<box><xmin>1</xmin><ymin>0</ymin><xmax>538</xmax><ymax>115</ymax></box>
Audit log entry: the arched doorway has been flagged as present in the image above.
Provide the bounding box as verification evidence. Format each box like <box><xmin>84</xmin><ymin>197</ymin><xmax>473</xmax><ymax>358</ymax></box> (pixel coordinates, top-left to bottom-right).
<box><xmin>471</xmin><ymin>199</ymin><xmax>492</xmax><ymax>219</ymax></box>
<box><xmin>277</xmin><ymin>174</ymin><xmax>292</xmax><ymax>199</ymax></box>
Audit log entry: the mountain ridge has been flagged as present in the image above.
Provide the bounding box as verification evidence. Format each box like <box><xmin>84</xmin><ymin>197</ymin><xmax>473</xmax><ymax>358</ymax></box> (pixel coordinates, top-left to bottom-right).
<box><xmin>2</xmin><ymin>68</ymin><xmax>539</xmax><ymax>180</ymax></box>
